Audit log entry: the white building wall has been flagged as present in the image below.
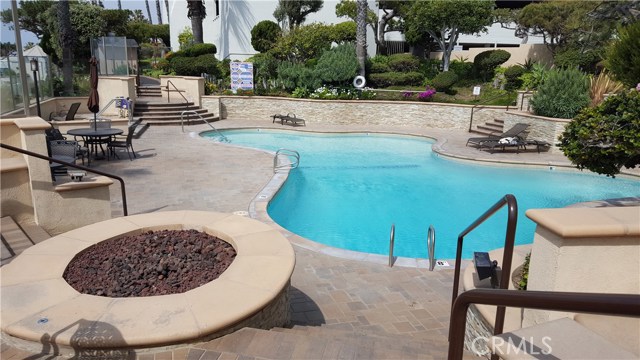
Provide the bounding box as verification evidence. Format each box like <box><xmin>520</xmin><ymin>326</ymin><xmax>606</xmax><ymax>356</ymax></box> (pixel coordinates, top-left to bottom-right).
<box><xmin>169</xmin><ymin>0</ymin><xmax>377</xmax><ymax>60</ymax></box>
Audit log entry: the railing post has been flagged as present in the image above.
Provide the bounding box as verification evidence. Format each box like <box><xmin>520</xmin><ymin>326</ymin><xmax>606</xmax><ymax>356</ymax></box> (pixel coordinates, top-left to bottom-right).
<box><xmin>389</xmin><ymin>224</ymin><xmax>395</xmax><ymax>267</ymax></box>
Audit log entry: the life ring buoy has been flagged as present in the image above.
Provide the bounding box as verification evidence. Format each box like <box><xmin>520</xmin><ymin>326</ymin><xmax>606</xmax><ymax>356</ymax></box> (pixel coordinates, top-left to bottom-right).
<box><xmin>353</xmin><ymin>75</ymin><xmax>366</xmax><ymax>89</ymax></box>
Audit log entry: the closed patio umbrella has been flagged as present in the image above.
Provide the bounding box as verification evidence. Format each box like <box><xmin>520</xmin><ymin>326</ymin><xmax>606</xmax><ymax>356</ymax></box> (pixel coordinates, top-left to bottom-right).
<box><xmin>87</xmin><ymin>57</ymin><xmax>99</xmax><ymax>131</ymax></box>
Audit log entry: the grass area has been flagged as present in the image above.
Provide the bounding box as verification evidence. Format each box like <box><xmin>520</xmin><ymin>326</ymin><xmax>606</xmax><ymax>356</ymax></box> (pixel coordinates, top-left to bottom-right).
<box><xmin>374</xmin><ymin>84</ymin><xmax>517</xmax><ymax>106</ymax></box>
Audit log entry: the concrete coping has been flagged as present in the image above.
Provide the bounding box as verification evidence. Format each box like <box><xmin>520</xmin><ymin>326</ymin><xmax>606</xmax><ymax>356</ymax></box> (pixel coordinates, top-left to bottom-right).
<box><xmin>53</xmin><ymin>176</ymin><xmax>114</xmax><ymax>192</ymax></box>
<box><xmin>526</xmin><ymin>207</ymin><xmax>640</xmax><ymax>238</ymax></box>
<box><xmin>0</xmin><ymin>210</ymin><xmax>295</xmax><ymax>348</ymax></box>
<box><xmin>0</xmin><ymin>157</ymin><xmax>28</xmax><ymax>173</ymax></box>
<box><xmin>1</xmin><ymin>117</ymin><xmax>51</xmax><ymax>130</ymax></box>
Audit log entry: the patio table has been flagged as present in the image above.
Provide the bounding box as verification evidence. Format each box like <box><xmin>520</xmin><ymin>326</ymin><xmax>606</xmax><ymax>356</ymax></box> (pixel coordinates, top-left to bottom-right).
<box><xmin>67</xmin><ymin>128</ymin><xmax>123</xmax><ymax>165</ymax></box>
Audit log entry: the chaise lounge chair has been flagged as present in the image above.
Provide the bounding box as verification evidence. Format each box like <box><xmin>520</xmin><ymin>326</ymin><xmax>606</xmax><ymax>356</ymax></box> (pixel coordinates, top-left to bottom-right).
<box><xmin>49</xmin><ymin>102</ymin><xmax>81</xmax><ymax>121</ymax></box>
<box><xmin>271</xmin><ymin>113</ymin><xmax>306</xmax><ymax>126</ymax></box>
<box><xmin>466</xmin><ymin>123</ymin><xmax>530</xmax><ymax>147</ymax></box>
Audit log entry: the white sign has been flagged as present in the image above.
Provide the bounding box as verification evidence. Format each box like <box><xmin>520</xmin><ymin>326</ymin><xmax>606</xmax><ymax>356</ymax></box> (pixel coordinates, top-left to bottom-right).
<box><xmin>473</xmin><ymin>86</ymin><xmax>481</xmax><ymax>96</ymax></box>
<box><xmin>230</xmin><ymin>62</ymin><xmax>254</xmax><ymax>92</ymax></box>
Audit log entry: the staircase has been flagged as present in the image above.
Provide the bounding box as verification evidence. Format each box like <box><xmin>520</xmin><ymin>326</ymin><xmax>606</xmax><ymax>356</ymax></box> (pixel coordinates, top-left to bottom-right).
<box><xmin>198</xmin><ymin>325</ymin><xmax>471</xmax><ymax>360</ymax></box>
<box><xmin>471</xmin><ymin>118</ymin><xmax>504</xmax><ymax>136</ymax></box>
<box><xmin>137</xmin><ymin>85</ymin><xmax>162</xmax><ymax>98</ymax></box>
<box><xmin>133</xmin><ymin>100</ymin><xmax>217</xmax><ymax>126</ymax></box>
<box><xmin>1</xmin><ymin>216</ymin><xmax>50</xmax><ymax>266</ymax></box>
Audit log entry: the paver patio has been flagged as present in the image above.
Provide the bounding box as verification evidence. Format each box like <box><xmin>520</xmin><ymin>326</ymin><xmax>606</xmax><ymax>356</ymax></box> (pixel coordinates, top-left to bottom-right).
<box><xmin>2</xmin><ymin>118</ymin><xmax>637</xmax><ymax>359</ymax></box>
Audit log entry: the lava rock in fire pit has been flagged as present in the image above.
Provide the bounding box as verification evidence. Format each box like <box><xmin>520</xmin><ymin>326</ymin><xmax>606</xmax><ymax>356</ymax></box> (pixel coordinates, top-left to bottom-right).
<box><xmin>63</xmin><ymin>229</ymin><xmax>237</xmax><ymax>297</ymax></box>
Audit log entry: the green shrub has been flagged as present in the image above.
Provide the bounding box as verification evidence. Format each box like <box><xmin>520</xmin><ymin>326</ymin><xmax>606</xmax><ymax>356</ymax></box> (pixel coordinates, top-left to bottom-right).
<box><xmin>517</xmin><ymin>253</ymin><xmax>530</xmax><ymax>291</ymax></box>
<box><xmin>530</xmin><ymin>67</ymin><xmax>590</xmax><ymax>119</ymax></box>
<box><xmin>520</xmin><ymin>63</ymin><xmax>547</xmax><ymax>90</ymax></box>
<box><xmin>474</xmin><ymin>49</ymin><xmax>511</xmax><ymax>81</ymax></box>
<box><xmin>370</xmin><ymin>62</ymin><xmax>390</xmax><ymax>74</ymax></box>
<box><xmin>251</xmin><ymin>20</ymin><xmax>282</xmax><ymax>53</ymax></box>
<box><xmin>368</xmin><ymin>72</ymin><xmax>424</xmax><ymax>88</ymax></box>
<box><xmin>553</xmin><ymin>48</ymin><xmax>599</xmax><ymax>72</ymax></box>
<box><xmin>504</xmin><ymin>65</ymin><xmax>525</xmax><ymax>90</ymax></box>
<box><xmin>314</xmin><ymin>43</ymin><xmax>358</xmax><ymax>86</ymax></box>
<box><xmin>607</xmin><ymin>22</ymin><xmax>640</xmax><ymax>87</ymax></box>
<box><xmin>331</xmin><ymin>21</ymin><xmax>356</xmax><ymax>43</ymax></box>
<box><xmin>277</xmin><ymin>61</ymin><xmax>319</xmax><ymax>91</ymax></box>
<box><xmin>431</xmin><ymin>71</ymin><xmax>459</xmax><ymax>92</ymax></box>
<box><xmin>370</xmin><ymin>54</ymin><xmax>389</xmax><ymax>65</ymax></box>
<box><xmin>387</xmin><ymin>53</ymin><xmax>420</xmax><ymax>72</ymax></box>
<box><xmin>449</xmin><ymin>60</ymin><xmax>473</xmax><ymax>79</ymax></box>
<box><xmin>170</xmin><ymin>54</ymin><xmax>220</xmax><ymax>77</ymax></box>
<box><xmin>183</xmin><ymin>43</ymin><xmax>217</xmax><ymax>57</ymax></box>
<box><xmin>558</xmin><ymin>89</ymin><xmax>640</xmax><ymax>177</ymax></box>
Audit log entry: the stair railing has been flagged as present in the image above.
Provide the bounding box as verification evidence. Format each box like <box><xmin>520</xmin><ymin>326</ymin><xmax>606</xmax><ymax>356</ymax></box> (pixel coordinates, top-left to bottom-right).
<box><xmin>447</xmin><ymin>289</ymin><xmax>640</xmax><ymax>360</ymax></box>
<box><xmin>0</xmin><ymin>143</ymin><xmax>128</xmax><ymax>216</ymax></box>
<box><xmin>94</xmin><ymin>97</ymin><xmax>134</xmax><ymax>125</ymax></box>
<box><xmin>450</xmin><ymin>194</ymin><xmax>518</xmax><ymax>354</ymax></box>
<box><xmin>468</xmin><ymin>93</ymin><xmax>516</xmax><ymax>132</ymax></box>
<box><xmin>166</xmin><ymin>80</ymin><xmax>189</xmax><ymax>104</ymax></box>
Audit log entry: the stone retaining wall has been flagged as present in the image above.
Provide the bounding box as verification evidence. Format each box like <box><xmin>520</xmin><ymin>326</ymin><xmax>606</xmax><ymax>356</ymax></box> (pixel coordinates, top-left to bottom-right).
<box><xmin>203</xmin><ymin>96</ymin><xmax>507</xmax><ymax>130</ymax></box>
<box><xmin>502</xmin><ymin>111</ymin><xmax>570</xmax><ymax>154</ymax></box>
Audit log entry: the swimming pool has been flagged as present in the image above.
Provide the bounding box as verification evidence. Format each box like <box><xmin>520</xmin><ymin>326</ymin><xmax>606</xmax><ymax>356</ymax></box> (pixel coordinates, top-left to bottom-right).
<box><xmin>204</xmin><ymin>129</ymin><xmax>640</xmax><ymax>259</ymax></box>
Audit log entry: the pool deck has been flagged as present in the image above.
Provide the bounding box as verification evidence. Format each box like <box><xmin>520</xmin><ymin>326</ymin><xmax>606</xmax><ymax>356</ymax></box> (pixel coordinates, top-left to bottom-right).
<box><xmin>2</xmin><ymin>119</ymin><xmax>638</xmax><ymax>359</ymax></box>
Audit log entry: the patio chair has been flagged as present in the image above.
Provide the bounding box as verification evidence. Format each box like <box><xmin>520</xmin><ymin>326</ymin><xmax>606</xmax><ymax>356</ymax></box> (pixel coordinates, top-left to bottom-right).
<box><xmin>45</xmin><ymin>128</ymin><xmax>88</xmax><ymax>165</ymax></box>
<box><xmin>466</xmin><ymin>123</ymin><xmax>530</xmax><ymax>147</ymax></box>
<box><xmin>49</xmin><ymin>140</ymin><xmax>78</xmax><ymax>181</ymax></box>
<box><xmin>108</xmin><ymin>122</ymin><xmax>139</xmax><ymax>160</ymax></box>
<box><xmin>49</xmin><ymin>102</ymin><xmax>81</xmax><ymax>121</ymax></box>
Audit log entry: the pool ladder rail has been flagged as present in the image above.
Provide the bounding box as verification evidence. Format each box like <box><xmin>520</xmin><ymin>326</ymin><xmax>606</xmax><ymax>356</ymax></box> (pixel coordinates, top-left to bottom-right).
<box><xmin>388</xmin><ymin>224</ymin><xmax>436</xmax><ymax>270</ymax></box>
<box><xmin>274</xmin><ymin>149</ymin><xmax>300</xmax><ymax>173</ymax></box>
<box><xmin>180</xmin><ymin>110</ymin><xmax>229</xmax><ymax>142</ymax></box>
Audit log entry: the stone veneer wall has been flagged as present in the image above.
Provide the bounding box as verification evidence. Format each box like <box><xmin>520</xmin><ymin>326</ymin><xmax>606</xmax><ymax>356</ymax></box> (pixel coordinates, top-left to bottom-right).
<box><xmin>464</xmin><ymin>305</ymin><xmax>493</xmax><ymax>359</ymax></box>
<box><xmin>502</xmin><ymin>111</ymin><xmax>570</xmax><ymax>154</ymax></box>
<box><xmin>203</xmin><ymin>96</ymin><xmax>508</xmax><ymax>130</ymax></box>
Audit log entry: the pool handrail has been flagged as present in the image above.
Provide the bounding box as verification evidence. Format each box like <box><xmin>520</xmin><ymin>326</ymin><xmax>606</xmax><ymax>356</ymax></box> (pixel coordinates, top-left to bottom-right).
<box><xmin>450</xmin><ymin>194</ymin><xmax>518</xmax><ymax>352</ymax></box>
<box><xmin>273</xmin><ymin>148</ymin><xmax>300</xmax><ymax>173</ymax></box>
<box><xmin>389</xmin><ymin>223</ymin><xmax>395</xmax><ymax>267</ymax></box>
<box><xmin>427</xmin><ymin>224</ymin><xmax>436</xmax><ymax>271</ymax></box>
<box><xmin>180</xmin><ymin>110</ymin><xmax>229</xmax><ymax>142</ymax></box>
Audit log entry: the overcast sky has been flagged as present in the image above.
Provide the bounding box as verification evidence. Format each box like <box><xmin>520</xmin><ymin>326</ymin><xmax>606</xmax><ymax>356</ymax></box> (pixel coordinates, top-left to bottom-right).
<box><xmin>1</xmin><ymin>0</ymin><xmax>161</xmax><ymax>47</ymax></box>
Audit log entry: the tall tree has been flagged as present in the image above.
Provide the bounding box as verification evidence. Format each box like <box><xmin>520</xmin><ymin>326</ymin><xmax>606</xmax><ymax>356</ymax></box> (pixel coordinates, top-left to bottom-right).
<box><xmin>165</xmin><ymin>0</ymin><xmax>170</xmax><ymax>24</ymax></box>
<box><xmin>117</xmin><ymin>0</ymin><xmax>122</xmax><ymax>10</ymax></box>
<box><xmin>336</xmin><ymin>0</ymin><xmax>407</xmax><ymax>55</ymax></box>
<box><xmin>0</xmin><ymin>0</ymin><xmax>54</xmax><ymax>40</ymax></box>
<box><xmin>273</xmin><ymin>0</ymin><xmax>323</xmax><ymax>31</ymax></box>
<box><xmin>145</xmin><ymin>0</ymin><xmax>153</xmax><ymax>24</ymax></box>
<box><xmin>58</xmin><ymin>0</ymin><xmax>75</xmax><ymax>95</ymax></box>
<box><xmin>355</xmin><ymin>0</ymin><xmax>366</xmax><ymax>76</ymax></box>
<box><xmin>156</xmin><ymin>0</ymin><xmax>163</xmax><ymax>24</ymax></box>
<box><xmin>186</xmin><ymin>0</ymin><xmax>206</xmax><ymax>44</ymax></box>
<box><xmin>404</xmin><ymin>0</ymin><xmax>494</xmax><ymax>71</ymax></box>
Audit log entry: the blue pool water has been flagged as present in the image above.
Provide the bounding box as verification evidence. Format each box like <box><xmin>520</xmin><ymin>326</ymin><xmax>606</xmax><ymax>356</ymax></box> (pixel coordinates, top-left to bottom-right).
<box><xmin>204</xmin><ymin>129</ymin><xmax>640</xmax><ymax>259</ymax></box>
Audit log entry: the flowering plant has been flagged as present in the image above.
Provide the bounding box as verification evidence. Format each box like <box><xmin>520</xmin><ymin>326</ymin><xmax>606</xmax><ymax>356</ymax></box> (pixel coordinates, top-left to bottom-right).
<box><xmin>417</xmin><ymin>86</ymin><xmax>436</xmax><ymax>101</ymax></box>
<box><xmin>403</xmin><ymin>91</ymin><xmax>414</xmax><ymax>99</ymax></box>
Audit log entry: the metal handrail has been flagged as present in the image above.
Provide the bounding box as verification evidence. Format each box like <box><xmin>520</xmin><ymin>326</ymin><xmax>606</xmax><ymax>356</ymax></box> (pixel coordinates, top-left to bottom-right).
<box><xmin>389</xmin><ymin>224</ymin><xmax>395</xmax><ymax>267</ymax></box>
<box><xmin>273</xmin><ymin>148</ymin><xmax>299</xmax><ymax>173</ymax></box>
<box><xmin>95</xmin><ymin>97</ymin><xmax>135</xmax><ymax>125</ymax></box>
<box><xmin>0</xmin><ymin>143</ymin><xmax>128</xmax><ymax>216</ymax></box>
<box><xmin>427</xmin><ymin>225</ymin><xmax>436</xmax><ymax>271</ymax></box>
<box><xmin>166</xmin><ymin>80</ymin><xmax>189</xmax><ymax>104</ymax></box>
<box><xmin>468</xmin><ymin>92</ymin><xmax>516</xmax><ymax>132</ymax></box>
<box><xmin>450</xmin><ymin>194</ymin><xmax>517</xmax><ymax>349</ymax></box>
<box><xmin>180</xmin><ymin>110</ymin><xmax>229</xmax><ymax>142</ymax></box>
<box><xmin>447</xmin><ymin>289</ymin><xmax>640</xmax><ymax>360</ymax></box>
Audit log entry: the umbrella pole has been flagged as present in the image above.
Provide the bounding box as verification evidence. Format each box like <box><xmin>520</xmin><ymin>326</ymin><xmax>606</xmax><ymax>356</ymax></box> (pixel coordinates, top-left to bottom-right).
<box><xmin>94</xmin><ymin>113</ymin><xmax>97</xmax><ymax>131</ymax></box>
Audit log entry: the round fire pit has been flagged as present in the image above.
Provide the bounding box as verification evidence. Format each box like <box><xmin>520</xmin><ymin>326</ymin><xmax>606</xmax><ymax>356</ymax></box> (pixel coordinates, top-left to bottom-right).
<box><xmin>0</xmin><ymin>211</ymin><xmax>295</xmax><ymax>352</ymax></box>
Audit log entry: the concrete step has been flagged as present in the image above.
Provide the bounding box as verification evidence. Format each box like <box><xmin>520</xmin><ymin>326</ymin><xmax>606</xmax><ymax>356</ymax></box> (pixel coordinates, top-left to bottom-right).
<box><xmin>1</xmin><ymin>217</ymin><xmax>50</xmax><ymax>265</ymax></box>
<box><xmin>138</xmin><ymin>113</ymin><xmax>216</xmax><ymax>122</ymax></box>
<box><xmin>202</xmin><ymin>327</ymin><xmax>452</xmax><ymax>360</ymax></box>
<box><xmin>133</xmin><ymin>106</ymin><xmax>203</xmax><ymax>115</ymax></box>
<box><xmin>135</xmin><ymin>101</ymin><xmax>195</xmax><ymax>108</ymax></box>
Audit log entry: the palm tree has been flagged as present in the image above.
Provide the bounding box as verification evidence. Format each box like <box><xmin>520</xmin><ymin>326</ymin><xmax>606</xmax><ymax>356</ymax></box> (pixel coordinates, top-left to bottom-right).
<box><xmin>58</xmin><ymin>0</ymin><xmax>75</xmax><ymax>96</ymax></box>
<box><xmin>145</xmin><ymin>0</ymin><xmax>153</xmax><ymax>24</ymax></box>
<box><xmin>356</xmin><ymin>0</ymin><xmax>367</xmax><ymax>76</ymax></box>
<box><xmin>187</xmin><ymin>0</ymin><xmax>207</xmax><ymax>44</ymax></box>
<box><xmin>156</xmin><ymin>0</ymin><xmax>163</xmax><ymax>24</ymax></box>
<box><xmin>117</xmin><ymin>0</ymin><xmax>122</xmax><ymax>10</ymax></box>
<box><xmin>165</xmin><ymin>0</ymin><xmax>170</xmax><ymax>24</ymax></box>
